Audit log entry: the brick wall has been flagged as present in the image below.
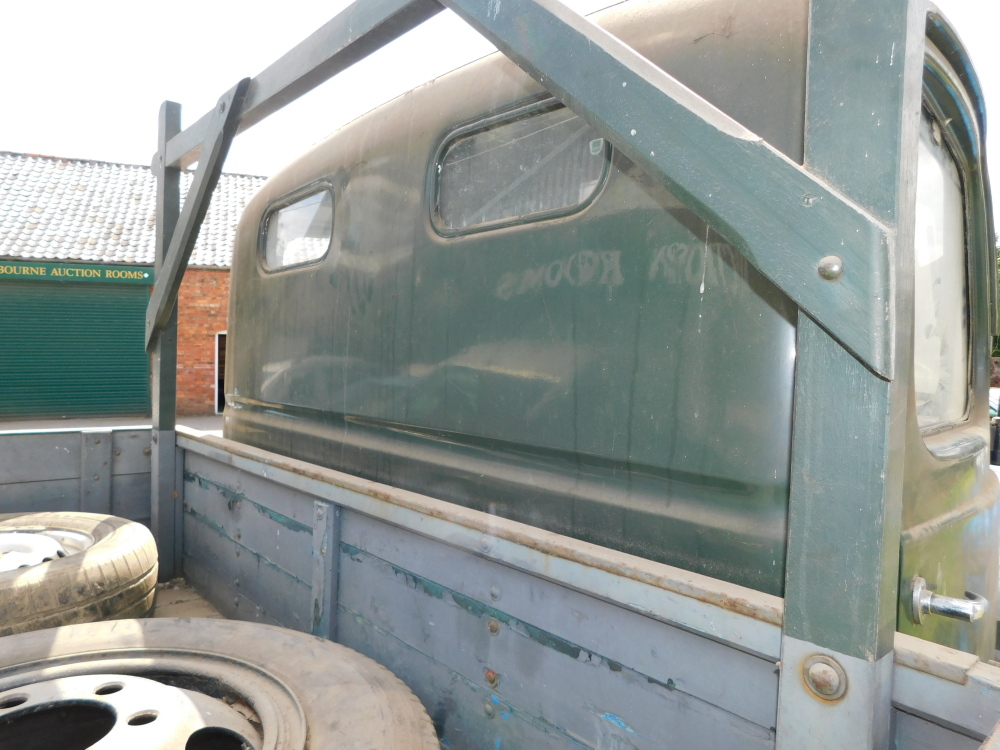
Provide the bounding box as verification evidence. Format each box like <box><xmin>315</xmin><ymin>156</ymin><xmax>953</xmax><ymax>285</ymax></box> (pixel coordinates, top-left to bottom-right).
<box><xmin>177</xmin><ymin>268</ymin><xmax>230</xmax><ymax>415</ymax></box>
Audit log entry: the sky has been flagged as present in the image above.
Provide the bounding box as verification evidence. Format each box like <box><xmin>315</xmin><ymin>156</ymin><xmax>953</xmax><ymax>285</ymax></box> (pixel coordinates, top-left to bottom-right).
<box><xmin>0</xmin><ymin>0</ymin><xmax>996</xmax><ymax>215</ymax></box>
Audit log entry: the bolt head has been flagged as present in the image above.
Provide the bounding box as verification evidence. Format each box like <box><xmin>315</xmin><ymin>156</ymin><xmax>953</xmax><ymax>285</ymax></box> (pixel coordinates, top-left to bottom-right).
<box><xmin>488</xmin><ymin>618</ymin><xmax>500</xmax><ymax>635</ymax></box>
<box><xmin>483</xmin><ymin>701</ymin><xmax>496</xmax><ymax>718</ymax></box>
<box><xmin>818</xmin><ymin>255</ymin><xmax>844</xmax><ymax>281</ymax></box>
<box><xmin>485</xmin><ymin>669</ymin><xmax>499</xmax><ymax>688</ymax></box>
<box><xmin>803</xmin><ymin>655</ymin><xmax>847</xmax><ymax>701</ymax></box>
<box><xmin>490</xmin><ymin>585</ymin><xmax>501</xmax><ymax>601</ymax></box>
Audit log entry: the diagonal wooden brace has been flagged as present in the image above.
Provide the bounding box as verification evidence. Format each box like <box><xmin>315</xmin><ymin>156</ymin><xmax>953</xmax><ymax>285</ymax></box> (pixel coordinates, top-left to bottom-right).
<box><xmin>146</xmin><ymin>78</ymin><xmax>251</xmax><ymax>353</ymax></box>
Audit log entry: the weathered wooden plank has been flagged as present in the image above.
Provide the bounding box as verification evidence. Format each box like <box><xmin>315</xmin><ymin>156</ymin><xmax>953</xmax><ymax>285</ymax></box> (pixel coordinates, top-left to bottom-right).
<box><xmin>110</xmin><ymin>430</ymin><xmax>152</xmax><ymax>476</ymax></box>
<box><xmin>178</xmin><ymin>432</ymin><xmax>783</xmax><ymax>660</ymax></box>
<box><xmin>0</xmin><ymin>433</ymin><xmax>81</xmax><ymax>484</ymax></box>
<box><xmin>182</xmin><ymin>505</ymin><xmax>311</xmax><ymax>631</ymax></box>
<box><xmin>183</xmin><ymin>458</ymin><xmax>314</xmax><ymax>585</ymax></box>
<box><xmin>110</xmin><ymin>472</ymin><xmax>151</xmax><ymax>524</ymax></box>
<box><xmin>339</xmin><ymin>543</ymin><xmax>775</xmax><ymax>748</ymax></box>
<box><xmin>343</xmin><ymin>511</ymin><xmax>778</xmax><ymax>728</ymax></box>
<box><xmin>894</xmin><ymin>711</ymin><xmax>979</xmax><ymax>750</ymax></box>
<box><xmin>80</xmin><ymin>430</ymin><xmax>112</xmax><ymax>514</ymax></box>
<box><xmin>892</xmin><ymin>657</ymin><xmax>1000</xmax><ymax>741</ymax></box>
<box><xmin>0</xmin><ymin>479</ymin><xmax>78</xmax><ymax>514</ymax></box>
<box><xmin>183</xmin><ymin>554</ymin><xmax>285</xmax><ymax>629</ymax></box>
<box><xmin>310</xmin><ymin>502</ymin><xmax>340</xmax><ymax>639</ymax></box>
<box><xmin>340</xmin><ymin>608</ymin><xmax>583</xmax><ymax>750</ymax></box>
<box><xmin>338</xmin><ymin>553</ymin><xmax>775</xmax><ymax>750</ymax></box>
<box><xmin>184</xmin><ymin>451</ymin><xmax>317</xmax><ymax>530</ymax></box>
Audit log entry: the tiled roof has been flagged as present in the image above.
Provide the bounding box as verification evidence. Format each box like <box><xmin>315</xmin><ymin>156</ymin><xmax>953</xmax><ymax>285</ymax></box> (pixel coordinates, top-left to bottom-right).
<box><xmin>0</xmin><ymin>152</ymin><xmax>266</xmax><ymax>268</ymax></box>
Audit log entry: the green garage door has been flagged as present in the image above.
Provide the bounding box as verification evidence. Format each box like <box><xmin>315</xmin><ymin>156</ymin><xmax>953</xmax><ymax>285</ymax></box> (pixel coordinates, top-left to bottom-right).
<box><xmin>0</xmin><ymin>281</ymin><xmax>150</xmax><ymax>417</ymax></box>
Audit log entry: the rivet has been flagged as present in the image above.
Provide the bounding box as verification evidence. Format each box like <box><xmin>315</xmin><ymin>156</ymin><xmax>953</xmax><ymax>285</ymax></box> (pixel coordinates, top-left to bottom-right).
<box><xmin>488</xmin><ymin>618</ymin><xmax>501</xmax><ymax>635</ymax></box>
<box><xmin>490</xmin><ymin>585</ymin><xmax>501</xmax><ymax>601</ymax></box>
<box><xmin>93</xmin><ymin>475</ymin><xmax>100</xmax><ymax>482</ymax></box>
<box><xmin>94</xmin><ymin>438</ymin><xmax>101</xmax><ymax>444</ymax></box>
<box><xmin>817</xmin><ymin>255</ymin><xmax>844</xmax><ymax>281</ymax></box>
<box><xmin>485</xmin><ymin>669</ymin><xmax>499</xmax><ymax>688</ymax></box>
<box><xmin>483</xmin><ymin>701</ymin><xmax>496</xmax><ymax>719</ymax></box>
<box><xmin>143</xmin><ymin>447</ymin><xmax>152</xmax><ymax>456</ymax></box>
<box><xmin>803</xmin><ymin>655</ymin><xmax>847</xmax><ymax>701</ymax></box>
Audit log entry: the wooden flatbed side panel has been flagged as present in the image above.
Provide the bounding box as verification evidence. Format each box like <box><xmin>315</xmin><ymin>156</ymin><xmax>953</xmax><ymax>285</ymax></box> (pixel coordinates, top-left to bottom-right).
<box><xmin>338</xmin><ymin>512</ymin><xmax>777</xmax><ymax>749</ymax></box>
<box><xmin>894</xmin><ymin>710</ymin><xmax>979</xmax><ymax>750</ymax></box>
<box><xmin>176</xmin><ymin>433</ymin><xmax>783</xmax><ymax>658</ymax></box>
<box><xmin>892</xmin><ymin>633</ymin><xmax>1000</xmax><ymax>742</ymax></box>
<box><xmin>181</xmin><ymin>453</ymin><xmax>314</xmax><ymax>630</ymax></box>
<box><xmin>110</xmin><ymin>473</ymin><xmax>152</xmax><ymax>526</ymax></box>
<box><xmin>183</xmin><ymin>453</ymin><xmax>314</xmax><ymax>578</ymax></box>
<box><xmin>0</xmin><ymin>429</ymin><xmax>151</xmax><ymax>520</ymax></box>
<box><xmin>344</xmin><ymin>511</ymin><xmax>778</xmax><ymax>727</ymax></box>
<box><xmin>0</xmin><ymin>479</ymin><xmax>78</xmax><ymax>514</ymax></box>
<box><xmin>110</xmin><ymin>429</ymin><xmax>153</xmax><ymax>524</ymax></box>
<box><xmin>0</xmin><ymin>432</ymin><xmax>84</xmax><ymax>484</ymax></box>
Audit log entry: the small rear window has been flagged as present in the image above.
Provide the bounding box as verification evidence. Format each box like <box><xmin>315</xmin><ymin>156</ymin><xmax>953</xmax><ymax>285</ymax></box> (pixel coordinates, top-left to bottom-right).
<box><xmin>913</xmin><ymin>108</ymin><xmax>968</xmax><ymax>429</ymax></box>
<box><xmin>435</xmin><ymin>105</ymin><xmax>608</xmax><ymax>233</ymax></box>
<box><xmin>262</xmin><ymin>188</ymin><xmax>333</xmax><ymax>270</ymax></box>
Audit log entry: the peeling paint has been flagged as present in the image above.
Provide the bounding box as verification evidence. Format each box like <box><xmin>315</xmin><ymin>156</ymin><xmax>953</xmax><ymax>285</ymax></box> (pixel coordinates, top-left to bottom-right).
<box><xmin>184</xmin><ymin>470</ymin><xmax>312</xmax><ymax>534</ymax></box>
<box><xmin>601</xmin><ymin>713</ymin><xmax>638</xmax><ymax>735</ymax></box>
<box><xmin>340</xmin><ymin>604</ymin><xmax>594</xmax><ymax>748</ymax></box>
<box><xmin>184</xmin><ymin>505</ymin><xmax>310</xmax><ymax>587</ymax></box>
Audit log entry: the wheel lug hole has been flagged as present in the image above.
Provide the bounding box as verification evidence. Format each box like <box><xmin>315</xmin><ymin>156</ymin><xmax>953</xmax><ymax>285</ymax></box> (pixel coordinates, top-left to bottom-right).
<box><xmin>0</xmin><ymin>694</ymin><xmax>28</xmax><ymax>709</ymax></box>
<box><xmin>127</xmin><ymin>711</ymin><xmax>159</xmax><ymax>726</ymax></box>
<box><xmin>94</xmin><ymin>683</ymin><xmax>124</xmax><ymax>696</ymax></box>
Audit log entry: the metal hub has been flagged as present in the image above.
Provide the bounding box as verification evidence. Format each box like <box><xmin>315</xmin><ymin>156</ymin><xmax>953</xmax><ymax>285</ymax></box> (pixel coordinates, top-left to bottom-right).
<box><xmin>0</xmin><ymin>673</ymin><xmax>260</xmax><ymax>750</ymax></box>
<box><xmin>0</xmin><ymin>528</ymin><xmax>94</xmax><ymax>573</ymax></box>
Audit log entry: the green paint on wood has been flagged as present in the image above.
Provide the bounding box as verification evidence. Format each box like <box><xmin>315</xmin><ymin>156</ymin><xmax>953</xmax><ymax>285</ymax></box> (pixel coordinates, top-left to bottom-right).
<box><xmin>183</xmin><ymin>470</ymin><xmax>312</xmax><ymax>534</ymax></box>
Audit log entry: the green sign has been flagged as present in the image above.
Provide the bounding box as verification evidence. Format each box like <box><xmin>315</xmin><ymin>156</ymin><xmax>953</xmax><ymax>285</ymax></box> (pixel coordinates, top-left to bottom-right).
<box><xmin>0</xmin><ymin>261</ymin><xmax>154</xmax><ymax>285</ymax></box>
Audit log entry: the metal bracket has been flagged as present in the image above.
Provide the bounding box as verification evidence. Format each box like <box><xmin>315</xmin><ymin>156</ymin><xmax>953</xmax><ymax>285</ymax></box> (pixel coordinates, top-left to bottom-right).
<box><xmin>146</xmin><ymin>78</ymin><xmax>250</xmax><ymax>352</ymax></box>
<box><xmin>911</xmin><ymin>575</ymin><xmax>987</xmax><ymax>624</ymax></box>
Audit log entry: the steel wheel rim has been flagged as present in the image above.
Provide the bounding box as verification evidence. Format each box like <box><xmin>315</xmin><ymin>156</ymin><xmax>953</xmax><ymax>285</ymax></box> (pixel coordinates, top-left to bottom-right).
<box><xmin>0</xmin><ymin>651</ymin><xmax>308</xmax><ymax>750</ymax></box>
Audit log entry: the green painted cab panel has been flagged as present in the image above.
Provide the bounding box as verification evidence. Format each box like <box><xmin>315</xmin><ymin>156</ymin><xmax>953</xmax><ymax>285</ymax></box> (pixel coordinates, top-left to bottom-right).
<box><xmin>226</xmin><ymin>0</ymin><xmax>806</xmax><ymax>596</ymax></box>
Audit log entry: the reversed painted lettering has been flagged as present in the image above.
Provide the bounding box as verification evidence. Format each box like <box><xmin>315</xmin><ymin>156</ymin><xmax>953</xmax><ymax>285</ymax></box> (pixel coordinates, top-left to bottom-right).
<box><xmin>496</xmin><ymin>250</ymin><xmax>624</xmax><ymax>300</ymax></box>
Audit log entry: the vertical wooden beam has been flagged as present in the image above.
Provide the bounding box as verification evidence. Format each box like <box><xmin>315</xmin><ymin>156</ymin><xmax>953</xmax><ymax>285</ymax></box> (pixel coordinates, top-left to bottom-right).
<box><xmin>775</xmin><ymin>0</ymin><xmax>926</xmax><ymax>747</ymax></box>
<box><xmin>311</xmin><ymin>502</ymin><xmax>342</xmax><ymax>640</ymax></box>
<box><xmin>151</xmin><ymin>101</ymin><xmax>181</xmax><ymax>581</ymax></box>
<box><xmin>80</xmin><ymin>429</ymin><xmax>112</xmax><ymax>515</ymax></box>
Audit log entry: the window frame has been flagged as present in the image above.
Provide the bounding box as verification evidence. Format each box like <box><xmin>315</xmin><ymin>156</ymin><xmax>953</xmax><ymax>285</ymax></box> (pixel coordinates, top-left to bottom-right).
<box><xmin>429</xmin><ymin>97</ymin><xmax>612</xmax><ymax>237</ymax></box>
<box><xmin>915</xmin><ymin>43</ymin><xmax>988</xmax><ymax>444</ymax></box>
<box><xmin>257</xmin><ymin>180</ymin><xmax>335</xmax><ymax>274</ymax></box>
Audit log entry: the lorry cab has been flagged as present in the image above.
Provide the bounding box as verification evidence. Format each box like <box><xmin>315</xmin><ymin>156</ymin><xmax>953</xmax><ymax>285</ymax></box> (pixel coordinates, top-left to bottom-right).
<box><xmin>224</xmin><ymin>0</ymin><xmax>997</xmax><ymax>660</ymax></box>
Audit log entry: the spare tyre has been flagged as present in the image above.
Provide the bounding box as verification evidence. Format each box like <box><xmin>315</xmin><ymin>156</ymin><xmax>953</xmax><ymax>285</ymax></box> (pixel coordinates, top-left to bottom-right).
<box><xmin>0</xmin><ymin>512</ymin><xmax>157</xmax><ymax>636</ymax></box>
<box><xmin>0</xmin><ymin>618</ymin><xmax>439</xmax><ymax>750</ymax></box>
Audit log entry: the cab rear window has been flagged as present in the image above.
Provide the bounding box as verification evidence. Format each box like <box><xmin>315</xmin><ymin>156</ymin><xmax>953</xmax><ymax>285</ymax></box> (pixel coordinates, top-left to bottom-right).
<box><xmin>435</xmin><ymin>104</ymin><xmax>608</xmax><ymax>234</ymax></box>
<box><xmin>261</xmin><ymin>188</ymin><xmax>334</xmax><ymax>270</ymax></box>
